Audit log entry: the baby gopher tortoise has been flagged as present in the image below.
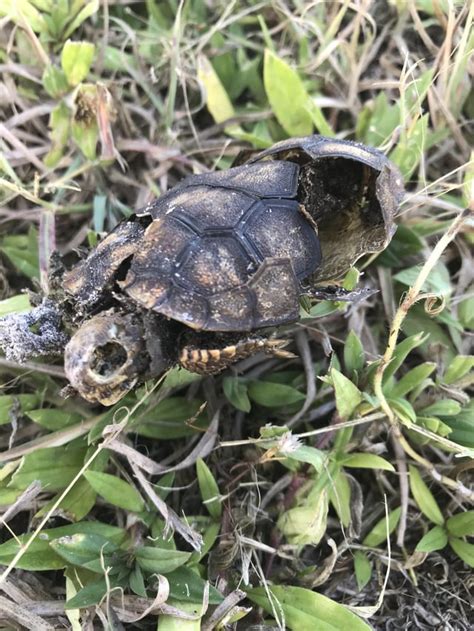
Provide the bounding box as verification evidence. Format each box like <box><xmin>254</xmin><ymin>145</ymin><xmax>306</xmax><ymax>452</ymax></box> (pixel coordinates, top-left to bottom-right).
<box><xmin>0</xmin><ymin>135</ymin><xmax>404</xmax><ymax>405</ymax></box>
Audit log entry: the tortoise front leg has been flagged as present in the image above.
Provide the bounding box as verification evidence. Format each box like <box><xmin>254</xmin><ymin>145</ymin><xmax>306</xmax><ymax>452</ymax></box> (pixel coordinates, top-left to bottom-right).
<box><xmin>179</xmin><ymin>337</ymin><xmax>295</xmax><ymax>375</ymax></box>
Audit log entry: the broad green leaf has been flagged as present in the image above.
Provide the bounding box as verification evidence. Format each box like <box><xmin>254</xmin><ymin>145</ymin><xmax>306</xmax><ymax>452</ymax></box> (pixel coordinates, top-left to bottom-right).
<box><xmin>61</xmin><ymin>41</ymin><xmax>95</xmax><ymax>86</ymax></box>
<box><xmin>65</xmin><ymin>575</ymin><xmax>127</xmax><ymax>609</ymax></box>
<box><xmin>1</xmin><ymin>227</ymin><xmax>39</xmax><ymax>279</ymax></box>
<box><xmin>416</xmin><ymin>525</ymin><xmax>448</xmax><ymax>552</ymax></box>
<box><xmin>223</xmin><ymin>377</ymin><xmax>251</xmax><ymax>412</ymax></box>
<box><xmin>129</xmin><ymin>564</ymin><xmax>147</xmax><ymax>597</ymax></box>
<box><xmin>42</xmin><ymin>65</ymin><xmax>69</xmax><ymax>98</ymax></box>
<box><xmin>449</xmin><ymin>538</ymin><xmax>474</xmax><ymax>568</ymax></box>
<box><xmin>37</xmin><ymin>477</ymin><xmax>96</xmax><ymax>522</ymax></box>
<box><xmin>278</xmin><ymin>489</ymin><xmax>328</xmax><ymax>546</ymax></box>
<box><xmin>166</xmin><ymin>567</ymin><xmax>223</xmax><ymax>604</ymax></box>
<box><xmin>50</xmin><ymin>533</ymin><xmax>121</xmax><ymax>573</ymax></box>
<box><xmin>247</xmin><ymin>585</ymin><xmax>371</xmax><ymax>631</ymax></box>
<box><xmin>9</xmin><ymin>445</ymin><xmax>87</xmax><ymax>492</ymax></box>
<box><xmin>443</xmin><ymin>356</ymin><xmax>474</xmax><ymax>385</ymax></box>
<box><xmin>0</xmin><ymin>394</ymin><xmax>39</xmax><ymax>424</ymax></box>
<box><xmin>196</xmin><ymin>458</ymin><xmax>221</xmax><ymax>519</ymax></box>
<box><xmin>390</xmin><ymin>112</ymin><xmax>429</xmax><ymax>179</ymax></box>
<box><xmin>0</xmin><ymin>294</ymin><xmax>31</xmax><ymax>317</ymax></box>
<box><xmin>290</xmin><ymin>445</ymin><xmax>325</xmax><ymax>473</ymax></box>
<box><xmin>420</xmin><ymin>399</ymin><xmax>462</xmax><ymax>417</ymax></box>
<box><xmin>27</xmin><ymin>408</ymin><xmax>83</xmax><ymax>431</ymax></box>
<box><xmin>133</xmin><ymin>397</ymin><xmax>205</xmax><ymax>439</ymax></box>
<box><xmin>305</xmin><ymin>99</ymin><xmax>333</xmax><ymax>137</ymax></box>
<box><xmin>458</xmin><ymin>296</ymin><xmax>474</xmax><ymax>330</ymax></box>
<box><xmin>409</xmin><ymin>465</ymin><xmax>444</xmax><ymax>526</ymax></box>
<box><xmin>446</xmin><ymin>511</ymin><xmax>474</xmax><ymax>537</ymax></box>
<box><xmin>363</xmin><ymin>507</ymin><xmax>401</xmax><ymax>547</ymax></box>
<box><xmin>354</xmin><ymin>551</ymin><xmax>372</xmax><ymax>591</ymax></box>
<box><xmin>442</xmin><ymin>400</ymin><xmax>474</xmax><ymax>448</ymax></box>
<box><xmin>394</xmin><ymin>261</ymin><xmax>451</xmax><ymax>296</ymax></box>
<box><xmin>344</xmin><ymin>331</ymin><xmax>365</xmax><ymax>376</ymax></box>
<box><xmin>158</xmin><ymin>600</ymin><xmax>202</xmax><ymax>630</ymax></box>
<box><xmin>197</xmin><ymin>55</ymin><xmax>241</xmax><ymax>135</ymax></box>
<box><xmin>136</xmin><ymin>546</ymin><xmax>190</xmax><ymax>574</ymax></box>
<box><xmin>161</xmin><ymin>367</ymin><xmax>201</xmax><ymax>390</ymax></box>
<box><xmin>387</xmin><ymin>397</ymin><xmax>416</xmax><ymax>425</ymax></box>
<box><xmin>383</xmin><ymin>333</ymin><xmax>428</xmax><ymax>383</ymax></box>
<box><xmin>0</xmin><ymin>522</ymin><xmax>126</xmax><ymax>570</ymax></box>
<box><xmin>330</xmin><ymin>368</ymin><xmax>362</xmax><ymax>420</ymax></box>
<box><xmin>248</xmin><ymin>381</ymin><xmax>305</xmax><ymax>407</ymax></box>
<box><xmin>71</xmin><ymin>84</ymin><xmax>98</xmax><ymax>160</ymax></box>
<box><xmin>45</xmin><ymin>101</ymin><xmax>70</xmax><ymax>167</ymax></box>
<box><xmin>388</xmin><ymin>363</ymin><xmax>436</xmax><ymax>398</ymax></box>
<box><xmin>0</xmin><ymin>0</ymin><xmax>47</xmax><ymax>32</ymax></box>
<box><xmin>340</xmin><ymin>453</ymin><xmax>395</xmax><ymax>472</ymax></box>
<box><xmin>328</xmin><ymin>469</ymin><xmax>351</xmax><ymax>528</ymax></box>
<box><xmin>63</xmin><ymin>0</ymin><xmax>100</xmax><ymax>40</ymax></box>
<box><xmin>84</xmin><ymin>470</ymin><xmax>145</xmax><ymax>512</ymax></box>
<box><xmin>263</xmin><ymin>49</ymin><xmax>313</xmax><ymax>136</ymax></box>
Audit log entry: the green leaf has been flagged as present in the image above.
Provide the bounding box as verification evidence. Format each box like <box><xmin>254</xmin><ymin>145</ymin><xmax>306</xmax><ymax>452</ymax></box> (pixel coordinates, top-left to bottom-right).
<box><xmin>64</xmin><ymin>0</ymin><xmax>100</xmax><ymax>40</ymax></box>
<box><xmin>65</xmin><ymin>575</ymin><xmax>127</xmax><ymax>609</ymax></box>
<box><xmin>328</xmin><ymin>469</ymin><xmax>351</xmax><ymax>528</ymax></box>
<box><xmin>446</xmin><ymin>511</ymin><xmax>474</xmax><ymax>537</ymax></box>
<box><xmin>166</xmin><ymin>567</ymin><xmax>223</xmax><ymax>604</ymax></box>
<box><xmin>329</xmin><ymin>369</ymin><xmax>362</xmax><ymax>420</ymax></box>
<box><xmin>409</xmin><ymin>465</ymin><xmax>444</xmax><ymax>526</ymax></box>
<box><xmin>9</xmin><ymin>445</ymin><xmax>87</xmax><ymax>492</ymax></box>
<box><xmin>133</xmin><ymin>397</ymin><xmax>205</xmax><ymax>439</ymax></box>
<box><xmin>278</xmin><ymin>489</ymin><xmax>328</xmax><ymax>546</ymax></box>
<box><xmin>196</xmin><ymin>458</ymin><xmax>221</xmax><ymax>519</ymax></box>
<box><xmin>61</xmin><ymin>40</ymin><xmax>95</xmax><ymax>86</ymax></box>
<box><xmin>223</xmin><ymin>377</ymin><xmax>251</xmax><ymax>412</ymax></box>
<box><xmin>390</xmin><ymin>112</ymin><xmax>429</xmax><ymax>179</ymax></box>
<box><xmin>197</xmin><ymin>55</ymin><xmax>241</xmax><ymax>135</ymax></box>
<box><xmin>247</xmin><ymin>585</ymin><xmax>372</xmax><ymax>631</ymax></box>
<box><xmin>37</xmin><ymin>477</ymin><xmax>96</xmax><ymax>522</ymax></box>
<box><xmin>387</xmin><ymin>397</ymin><xmax>416</xmax><ymax>425</ymax></box>
<box><xmin>248</xmin><ymin>381</ymin><xmax>305</xmax><ymax>407</ymax></box>
<box><xmin>416</xmin><ymin>525</ymin><xmax>448</xmax><ymax>552</ymax></box>
<box><xmin>443</xmin><ymin>356</ymin><xmax>474</xmax><ymax>385</ymax></box>
<box><xmin>71</xmin><ymin>83</ymin><xmax>98</xmax><ymax>160</ymax></box>
<box><xmin>420</xmin><ymin>399</ymin><xmax>462</xmax><ymax>417</ymax></box>
<box><xmin>354</xmin><ymin>551</ymin><xmax>372</xmax><ymax>591</ymax></box>
<box><xmin>0</xmin><ymin>522</ymin><xmax>126</xmax><ymax>571</ymax></box>
<box><xmin>340</xmin><ymin>453</ymin><xmax>395</xmax><ymax>472</ymax></box>
<box><xmin>394</xmin><ymin>261</ymin><xmax>451</xmax><ymax>296</ymax></box>
<box><xmin>0</xmin><ymin>394</ymin><xmax>39</xmax><ymax>424</ymax></box>
<box><xmin>263</xmin><ymin>49</ymin><xmax>313</xmax><ymax>136</ymax></box>
<box><xmin>290</xmin><ymin>445</ymin><xmax>325</xmax><ymax>473</ymax></box>
<box><xmin>84</xmin><ymin>471</ymin><xmax>145</xmax><ymax>512</ymax></box>
<box><xmin>449</xmin><ymin>538</ymin><xmax>474</xmax><ymax>568</ymax></box>
<box><xmin>363</xmin><ymin>507</ymin><xmax>401</xmax><ymax>547</ymax></box>
<box><xmin>27</xmin><ymin>408</ymin><xmax>84</xmax><ymax>431</ymax></box>
<box><xmin>42</xmin><ymin>65</ymin><xmax>70</xmax><ymax>97</ymax></box>
<box><xmin>50</xmin><ymin>533</ymin><xmax>120</xmax><ymax>573</ymax></box>
<box><xmin>442</xmin><ymin>400</ymin><xmax>474</xmax><ymax>448</ymax></box>
<box><xmin>383</xmin><ymin>333</ymin><xmax>429</xmax><ymax>383</ymax></box>
<box><xmin>388</xmin><ymin>363</ymin><xmax>436</xmax><ymax>398</ymax></box>
<box><xmin>0</xmin><ymin>294</ymin><xmax>31</xmax><ymax>317</ymax></box>
<box><xmin>136</xmin><ymin>546</ymin><xmax>191</xmax><ymax>574</ymax></box>
<box><xmin>129</xmin><ymin>564</ymin><xmax>147</xmax><ymax>597</ymax></box>
<box><xmin>157</xmin><ymin>600</ymin><xmax>203</xmax><ymax>630</ymax></box>
<box><xmin>45</xmin><ymin>101</ymin><xmax>71</xmax><ymax>167</ymax></box>
<box><xmin>458</xmin><ymin>296</ymin><xmax>474</xmax><ymax>330</ymax></box>
<box><xmin>0</xmin><ymin>227</ymin><xmax>39</xmax><ymax>279</ymax></box>
<box><xmin>344</xmin><ymin>331</ymin><xmax>365</xmax><ymax>376</ymax></box>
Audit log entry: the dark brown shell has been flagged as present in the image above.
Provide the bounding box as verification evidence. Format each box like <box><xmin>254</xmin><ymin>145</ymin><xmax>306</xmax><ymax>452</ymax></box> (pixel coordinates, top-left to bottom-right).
<box><xmin>121</xmin><ymin>160</ymin><xmax>322</xmax><ymax>331</ymax></box>
<box><xmin>238</xmin><ymin>135</ymin><xmax>404</xmax><ymax>282</ymax></box>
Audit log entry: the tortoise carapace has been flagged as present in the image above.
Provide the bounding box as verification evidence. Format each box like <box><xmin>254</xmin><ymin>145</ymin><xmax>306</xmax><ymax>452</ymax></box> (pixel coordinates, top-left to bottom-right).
<box><xmin>1</xmin><ymin>135</ymin><xmax>404</xmax><ymax>405</ymax></box>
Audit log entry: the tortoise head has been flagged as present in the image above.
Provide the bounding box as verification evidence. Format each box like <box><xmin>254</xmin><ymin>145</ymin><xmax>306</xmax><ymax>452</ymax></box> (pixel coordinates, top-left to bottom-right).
<box><xmin>64</xmin><ymin>311</ymin><xmax>173</xmax><ymax>406</ymax></box>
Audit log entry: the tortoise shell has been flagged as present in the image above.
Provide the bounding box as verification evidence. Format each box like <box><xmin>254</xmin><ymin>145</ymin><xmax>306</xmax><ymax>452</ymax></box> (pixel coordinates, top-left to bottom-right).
<box><xmin>121</xmin><ymin>160</ymin><xmax>321</xmax><ymax>331</ymax></box>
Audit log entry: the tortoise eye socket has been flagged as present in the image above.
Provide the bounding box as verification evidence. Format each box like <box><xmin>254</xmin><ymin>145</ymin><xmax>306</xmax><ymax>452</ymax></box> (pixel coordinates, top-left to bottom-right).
<box><xmin>64</xmin><ymin>312</ymin><xmax>148</xmax><ymax>406</ymax></box>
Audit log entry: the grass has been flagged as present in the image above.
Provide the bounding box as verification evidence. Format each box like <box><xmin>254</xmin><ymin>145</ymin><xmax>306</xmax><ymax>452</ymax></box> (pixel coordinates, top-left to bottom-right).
<box><xmin>0</xmin><ymin>1</ymin><xmax>473</xmax><ymax>629</ymax></box>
